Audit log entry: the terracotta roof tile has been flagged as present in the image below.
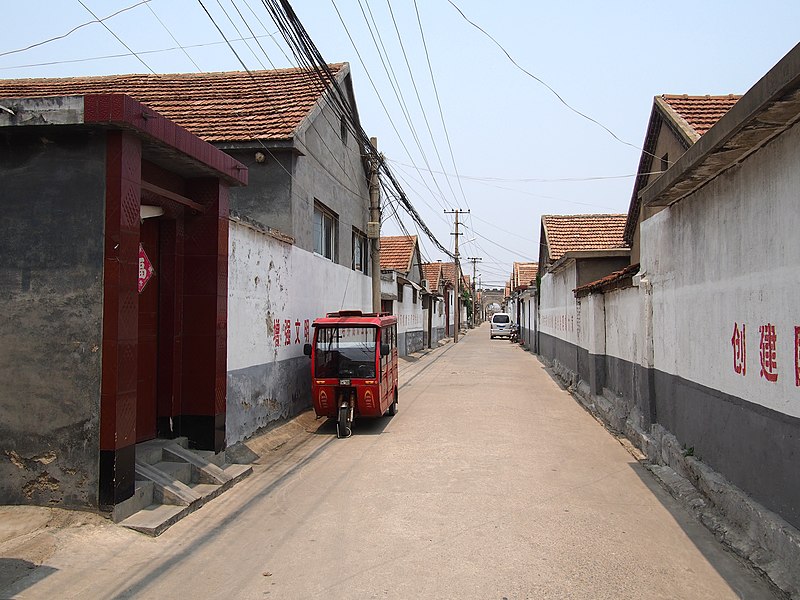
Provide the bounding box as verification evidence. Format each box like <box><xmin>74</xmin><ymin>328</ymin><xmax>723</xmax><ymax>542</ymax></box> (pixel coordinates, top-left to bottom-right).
<box><xmin>513</xmin><ymin>262</ymin><xmax>539</xmax><ymax>289</ymax></box>
<box><xmin>0</xmin><ymin>65</ymin><xmax>346</xmax><ymax>142</ymax></box>
<box><xmin>421</xmin><ymin>262</ymin><xmax>442</xmax><ymax>289</ymax></box>
<box><xmin>574</xmin><ymin>263</ymin><xmax>640</xmax><ymax>297</ymax></box>
<box><xmin>661</xmin><ymin>94</ymin><xmax>741</xmax><ymax>136</ymax></box>
<box><xmin>380</xmin><ymin>235</ymin><xmax>416</xmax><ymax>272</ymax></box>
<box><xmin>542</xmin><ymin>214</ymin><xmax>627</xmax><ymax>262</ymax></box>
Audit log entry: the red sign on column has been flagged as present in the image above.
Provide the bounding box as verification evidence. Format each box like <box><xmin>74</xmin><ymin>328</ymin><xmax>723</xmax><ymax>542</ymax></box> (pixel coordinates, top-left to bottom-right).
<box><xmin>138</xmin><ymin>243</ymin><xmax>155</xmax><ymax>293</ymax></box>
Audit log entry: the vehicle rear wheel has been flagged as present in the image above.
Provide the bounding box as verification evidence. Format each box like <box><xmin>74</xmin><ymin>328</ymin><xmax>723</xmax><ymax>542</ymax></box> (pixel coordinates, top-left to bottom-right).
<box><xmin>388</xmin><ymin>390</ymin><xmax>398</xmax><ymax>416</ymax></box>
<box><xmin>337</xmin><ymin>404</ymin><xmax>351</xmax><ymax>438</ymax></box>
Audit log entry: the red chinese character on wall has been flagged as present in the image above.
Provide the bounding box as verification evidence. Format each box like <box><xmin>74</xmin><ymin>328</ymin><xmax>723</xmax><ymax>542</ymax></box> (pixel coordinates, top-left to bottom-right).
<box><xmin>273</xmin><ymin>319</ymin><xmax>281</xmax><ymax>347</ymax></box>
<box><xmin>284</xmin><ymin>319</ymin><xmax>291</xmax><ymax>346</ymax></box>
<box><xmin>304</xmin><ymin>319</ymin><xmax>310</xmax><ymax>343</ymax></box>
<box><xmin>731</xmin><ymin>322</ymin><xmax>746</xmax><ymax>376</ymax></box>
<box><xmin>794</xmin><ymin>326</ymin><xmax>800</xmax><ymax>387</ymax></box>
<box><xmin>759</xmin><ymin>323</ymin><xmax>778</xmax><ymax>382</ymax></box>
<box><xmin>294</xmin><ymin>320</ymin><xmax>301</xmax><ymax>344</ymax></box>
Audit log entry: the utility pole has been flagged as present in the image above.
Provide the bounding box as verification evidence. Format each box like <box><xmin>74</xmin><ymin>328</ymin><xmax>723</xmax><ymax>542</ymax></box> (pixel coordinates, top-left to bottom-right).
<box><xmin>368</xmin><ymin>137</ymin><xmax>381</xmax><ymax>314</ymax></box>
<box><xmin>467</xmin><ymin>257</ymin><xmax>482</xmax><ymax>328</ymax></box>
<box><xmin>445</xmin><ymin>209</ymin><xmax>469</xmax><ymax>343</ymax></box>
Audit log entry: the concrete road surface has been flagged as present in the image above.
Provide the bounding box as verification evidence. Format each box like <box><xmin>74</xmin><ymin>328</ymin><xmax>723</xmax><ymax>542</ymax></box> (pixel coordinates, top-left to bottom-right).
<box><xmin>0</xmin><ymin>323</ymin><xmax>778</xmax><ymax>599</ymax></box>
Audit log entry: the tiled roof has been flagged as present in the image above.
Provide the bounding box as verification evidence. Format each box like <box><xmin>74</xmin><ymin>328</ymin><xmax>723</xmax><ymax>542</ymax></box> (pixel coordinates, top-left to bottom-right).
<box><xmin>542</xmin><ymin>214</ymin><xmax>627</xmax><ymax>262</ymax></box>
<box><xmin>380</xmin><ymin>235</ymin><xmax>417</xmax><ymax>272</ymax></box>
<box><xmin>661</xmin><ymin>94</ymin><xmax>741</xmax><ymax>137</ymax></box>
<box><xmin>421</xmin><ymin>262</ymin><xmax>442</xmax><ymax>290</ymax></box>
<box><xmin>574</xmin><ymin>263</ymin><xmax>640</xmax><ymax>297</ymax></box>
<box><xmin>513</xmin><ymin>262</ymin><xmax>539</xmax><ymax>289</ymax></box>
<box><xmin>0</xmin><ymin>65</ymin><xmax>346</xmax><ymax>142</ymax></box>
<box><xmin>439</xmin><ymin>262</ymin><xmax>467</xmax><ymax>288</ymax></box>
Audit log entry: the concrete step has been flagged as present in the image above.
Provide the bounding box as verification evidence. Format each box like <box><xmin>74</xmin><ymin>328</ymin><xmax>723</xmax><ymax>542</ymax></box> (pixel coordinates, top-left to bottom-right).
<box><xmin>111</xmin><ymin>480</ymin><xmax>154</xmax><ymax>523</ymax></box>
<box><xmin>135</xmin><ymin>437</ymin><xmax>190</xmax><ymax>465</ymax></box>
<box><xmin>153</xmin><ymin>461</ymin><xmax>193</xmax><ymax>485</ymax></box>
<box><xmin>120</xmin><ymin>439</ymin><xmax>254</xmax><ymax>536</ymax></box>
<box><xmin>194</xmin><ymin>449</ymin><xmax>225</xmax><ymax>468</ymax></box>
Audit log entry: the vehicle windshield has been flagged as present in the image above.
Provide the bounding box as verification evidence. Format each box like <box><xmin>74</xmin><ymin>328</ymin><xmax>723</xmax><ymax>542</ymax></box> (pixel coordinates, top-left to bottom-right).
<box><xmin>314</xmin><ymin>326</ymin><xmax>377</xmax><ymax>379</ymax></box>
<box><xmin>492</xmin><ymin>314</ymin><xmax>510</xmax><ymax>324</ymax></box>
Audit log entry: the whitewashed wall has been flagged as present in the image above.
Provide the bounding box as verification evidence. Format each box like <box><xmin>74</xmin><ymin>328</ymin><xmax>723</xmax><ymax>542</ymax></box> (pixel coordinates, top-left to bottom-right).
<box><xmin>539</xmin><ymin>265</ymin><xmax>578</xmax><ymax>345</ymax></box>
<box><xmin>395</xmin><ymin>283</ymin><xmax>423</xmax><ymax>337</ymax></box>
<box><xmin>641</xmin><ymin>123</ymin><xmax>800</xmax><ymax>420</ymax></box>
<box><xmin>603</xmin><ymin>286</ymin><xmax>643</xmax><ymax>366</ymax></box>
<box><xmin>226</xmin><ymin>221</ymin><xmax>372</xmax><ymax>442</ymax></box>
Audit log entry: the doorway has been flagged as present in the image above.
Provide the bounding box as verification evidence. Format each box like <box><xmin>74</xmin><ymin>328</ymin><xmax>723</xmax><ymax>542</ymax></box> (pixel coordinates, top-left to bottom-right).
<box><xmin>137</xmin><ymin>217</ymin><xmax>160</xmax><ymax>442</ymax></box>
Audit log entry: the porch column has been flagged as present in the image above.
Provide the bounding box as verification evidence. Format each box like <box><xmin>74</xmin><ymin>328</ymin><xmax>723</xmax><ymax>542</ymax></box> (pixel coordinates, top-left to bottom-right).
<box><xmin>99</xmin><ymin>131</ymin><xmax>141</xmax><ymax>508</ymax></box>
<box><xmin>178</xmin><ymin>179</ymin><xmax>229</xmax><ymax>452</ymax></box>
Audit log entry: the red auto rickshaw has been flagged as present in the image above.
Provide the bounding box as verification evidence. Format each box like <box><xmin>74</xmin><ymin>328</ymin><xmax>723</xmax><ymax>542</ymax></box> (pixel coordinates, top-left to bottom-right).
<box><xmin>304</xmin><ymin>310</ymin><xmax>398</xmax><ymax>438</ymax></box>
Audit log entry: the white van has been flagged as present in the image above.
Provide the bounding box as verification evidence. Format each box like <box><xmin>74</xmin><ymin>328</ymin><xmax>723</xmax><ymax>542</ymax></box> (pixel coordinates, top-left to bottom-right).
<box><xmin>490</xmin><ymin>312</ymin><xmax>513</xmax><ymax>339</ymax></box>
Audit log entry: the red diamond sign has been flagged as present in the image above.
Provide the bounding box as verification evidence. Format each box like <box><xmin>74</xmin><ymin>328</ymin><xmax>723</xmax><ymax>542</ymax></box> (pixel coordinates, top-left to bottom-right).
<box><xmin>138</xmin><ymin>243</ymin><xmax>155</xmax><ymax>293</ymax></box>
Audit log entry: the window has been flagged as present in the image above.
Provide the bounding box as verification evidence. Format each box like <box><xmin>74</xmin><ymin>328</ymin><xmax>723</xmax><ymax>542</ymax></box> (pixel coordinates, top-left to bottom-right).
<box><xmin>314</xmin><ymin>201</ymin><xmax>338</xmax><ymax>261</ymax></box>
<box><xmin>397</xmin><ymin>282</ymin><xmax>404</xmax><ymax>302</ymax></box>
<box><xmin>340</xmin><ymin>115</ymin><xmax>348</xmax><ymax>144</ymax></box>
<box><xmin>315</xmin><ymin>326</ymin><xmax>376</xmax><ymax>379</ymax></box>
<box><xmin>412</xmin><ymin>288</ymin><xmax>418</xmax><ymax>304</ymax></box>
<box><xmin>660</xmin><ymin>152</ymin><xmax>669</xmax><ymax>172</ymax></box>
<box><xmin>352</xmin><ymin>228</ymin><xmax>368</xmax><ymax>274</ymax></box>
<box><xmin>381</xmin><ymin>299</ymin><xmax>393</xmax><ymax>315</ymax></box>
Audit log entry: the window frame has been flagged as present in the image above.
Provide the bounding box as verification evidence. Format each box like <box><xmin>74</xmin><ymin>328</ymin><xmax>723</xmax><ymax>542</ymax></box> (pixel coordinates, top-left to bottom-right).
<box><xmin>313</xmin><ymin>200</ymin><xmax>339</xmax><ymax>262</ymax></box>
<box><xmin>352</xmin><ymin>227</ymin><xmax>369</xmax><ymax>275</ymax></box>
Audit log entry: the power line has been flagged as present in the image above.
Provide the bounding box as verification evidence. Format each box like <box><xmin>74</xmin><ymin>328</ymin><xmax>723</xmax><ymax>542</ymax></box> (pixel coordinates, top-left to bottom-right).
<box><xmin>77</xmin><ymin>0</ymin><xmax>156</xmax><ymax>75</ymax></box>
<box><xmin>384</xmin><ymin>0</ymin><xmax>461</xmax><ymax>210</ymax></box>
<box><xmin>0</xmin><ymin>34</ymin><xmax>281</xmax><ymax>71</ymax></box>
<box><xmin>0</xmin><ymin>0</ymin><xmax>152</xmax><ymax>59</ymax></box>
<box><xmin>263</xmin><ymin>0</ymin><xmax>453</xmax><ymax>259</ymax></box>
<box><xmin>446</xmin><ymin>0</ymin><xmax>643</xmax><ymax>154</ymax></box>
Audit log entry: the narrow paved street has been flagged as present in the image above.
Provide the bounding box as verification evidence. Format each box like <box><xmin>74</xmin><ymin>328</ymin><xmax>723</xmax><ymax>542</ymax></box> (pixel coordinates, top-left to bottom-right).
<box><xmin>2</xmin><ymin>323</ymin><xmax>777</xmax><ymax>599</ymax></box>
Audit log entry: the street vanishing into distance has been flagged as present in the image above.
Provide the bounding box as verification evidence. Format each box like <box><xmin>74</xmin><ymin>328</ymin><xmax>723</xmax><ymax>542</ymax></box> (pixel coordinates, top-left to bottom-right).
<box><xmin>0</xmin><ymin>324</ymin><xmax>778</xmax><ymax>599</ymax></box>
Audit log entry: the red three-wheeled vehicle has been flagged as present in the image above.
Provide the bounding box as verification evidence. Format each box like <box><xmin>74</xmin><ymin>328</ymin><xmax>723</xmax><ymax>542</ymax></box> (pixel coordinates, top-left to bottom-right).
<box><xmin>304</xmin><ymin>311</ymin><xmax>399</xmax><ymax>438</ymax></box>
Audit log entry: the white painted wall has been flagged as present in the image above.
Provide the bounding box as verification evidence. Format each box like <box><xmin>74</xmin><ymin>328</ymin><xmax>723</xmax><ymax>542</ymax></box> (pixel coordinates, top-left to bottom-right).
<box><xmin>394</xmin><ymin>283</ymin><xmax>423</xmax><ymax>338</ymax></box>
<box><xmin>226</xmin><ymin>221</ymin><xmax>372</xmax><ymax>441</ymax></box>
<box><xmin>641</xmin><ymin>122</ymin><xmax>800</xmax><ymax>419</ymax></box>
<box><xmin>228</xmin><ymin>221</ymin><xmax>372</xmax><ymax>368</ymax></box>
<box><xmin>603</xmin><ymin>286</ymin><xmax>642</xmax><ymax>365</ymax></box>
<box><xmin>539</xmin><ymin>264</ymin><xmax>578</xmax><ymax>345</ymax></box>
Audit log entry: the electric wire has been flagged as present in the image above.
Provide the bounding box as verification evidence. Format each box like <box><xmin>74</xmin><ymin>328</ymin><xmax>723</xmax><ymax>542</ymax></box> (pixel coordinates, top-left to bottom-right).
<box><xmin>384</xmin><ymin>0</ymin><xmax>461</xmax><ymax>210</ymax></box>
<box><xmin>0</xmin><ymin>0</ymin><xmax>152</xmax><ymax>58</ymax></box>
<box><xmin>77</xmin><ymin>0</ymin><xmax>156</xmax><ymax>75</ymax></box>
<box><xmin>0</xmin><ymin>34</ymin><xmax>281</xmax><ymax>71</ymax></box>
<box><xmin>445</xmin><ymin>0</ymin><xmax>644</xmax><ymax>155</ymax></box>
<box><xmin>145</xmin><ymin>2</ymin><xmax>203</xmax><ymax>72</ymax></box>
<box><xmin>263</xmin><ymin>0</ymin><xmax>453</xmax><ymax>258</ymax></box>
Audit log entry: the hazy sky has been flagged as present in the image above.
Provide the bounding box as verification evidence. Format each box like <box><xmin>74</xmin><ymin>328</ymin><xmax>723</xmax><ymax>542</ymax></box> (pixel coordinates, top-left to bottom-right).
<box><xmin>1</xmin><ymin>1</ymin><xmax>798</xmax><ymax>286</ymax></box>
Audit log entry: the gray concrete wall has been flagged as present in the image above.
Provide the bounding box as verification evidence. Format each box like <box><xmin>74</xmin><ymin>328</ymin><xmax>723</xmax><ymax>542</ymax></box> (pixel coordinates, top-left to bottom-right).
<box><xmin>227</xmin><ymin>356</ymin><xmax>311</xmax><ymax>436</ymax></box>
<box><xmin>293</xmin><ymin>90</ymin><xmax>370</xmax><ymax>264</ymax></box>
<box><xmin>0</xmin><ymin>131</ymin><xmax>106</xmax><ymax>508</ymax></box>
<box><xmin>576</xmin><ymin>256</ymin><xmax>630</xmax><ymax>288</ymax></box>
<box><xmin>226</xmin><ymin>149</ymin><xmax>294</xmax><ymax>235</ymax></box>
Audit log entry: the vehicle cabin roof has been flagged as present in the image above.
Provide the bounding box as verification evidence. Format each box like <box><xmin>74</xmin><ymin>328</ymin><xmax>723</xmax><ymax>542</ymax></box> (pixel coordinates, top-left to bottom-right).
<box><xmin>313</xmin><ymin>311</ymin><xmax>397</xmax><ymax>328</ymax></box>
<box><xmin>379</xmin><ymin>235</ymin><xmax>417</xmax><ymax>273</ymax></box>
<box><xmin>0</xmin><ymin>65</ymin><xmax>347</xmax><ymax>143</ymax></box>
<box><xmin>541</xmin><ymin>214</ymin><xmax>627</xmax><ymax>263</ymax></box>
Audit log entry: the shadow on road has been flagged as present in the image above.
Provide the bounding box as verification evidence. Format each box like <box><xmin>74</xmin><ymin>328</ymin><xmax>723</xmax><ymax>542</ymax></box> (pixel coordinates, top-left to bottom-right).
<box><xmin>0</xmin><ymin>559</ymin><xmax>57</xmax><ymax>597</ymax></box>
<box><xmin>310</xmin><ymin>415</ymin><xmax>392</xmax><ymax>437</ymax></box>
<box><xmin>626</xmin><ymin>463</ymin><xmax>774</xmax><ymax>597</ymax></box>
